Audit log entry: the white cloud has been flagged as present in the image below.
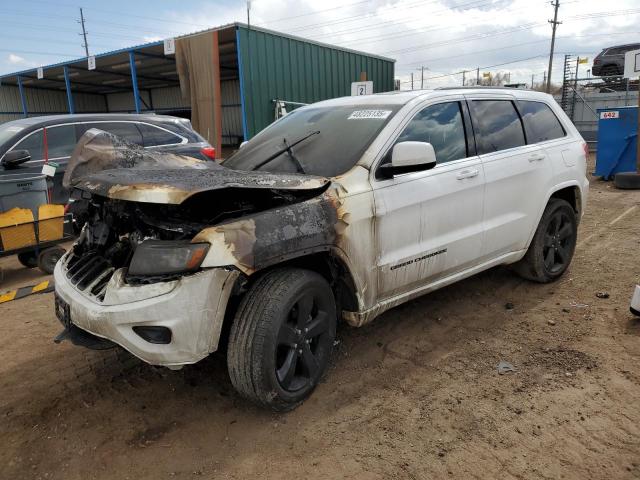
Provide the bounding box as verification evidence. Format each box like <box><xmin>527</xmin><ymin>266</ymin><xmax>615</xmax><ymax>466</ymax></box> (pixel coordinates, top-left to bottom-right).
<box><xmin>8</xmin><ymin>54</ymin><xmax>29</xmax><ymax>65</ymax></box>
<box><xmin>142</xmin><ymin>35</ymin><xmax>164</xmax><ymax>43</ymax></box>
<box><xmin>151</xmin><ymin>0</ymin><xmax>639</xmax><ymax>87</ymax></box>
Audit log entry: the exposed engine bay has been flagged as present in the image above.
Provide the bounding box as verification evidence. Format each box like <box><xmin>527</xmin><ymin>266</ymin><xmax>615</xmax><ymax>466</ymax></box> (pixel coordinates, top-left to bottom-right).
<box><xmin>68</xmin><ymin>185</ymin><xmax>325</xmax><ymax>291</ymax></box>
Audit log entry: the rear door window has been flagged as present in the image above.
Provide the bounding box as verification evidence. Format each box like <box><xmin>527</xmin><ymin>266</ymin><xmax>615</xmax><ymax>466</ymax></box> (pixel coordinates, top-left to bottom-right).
<box><xmin>138</xmin><ymin>123</ymin><xmax>184</xmax><ymax>147</ymax></box>
<box><xmin>518</xmin><ymin>101</ymin><xmax>566</xmax><ymax>144</ymax></box>
<box><xmin>469</xmin><ymin>100</ymin><xmax>526</xmax><ymax>154</ymax></box>
<box><xmin>10</xmin><ymin>129</ymin><xmax>45</xmax><ymax>161</ymax></box>
<box><xmin>396</xmin><ymin>101</ymin><xmax>467</xmax><ymax>164</ymax></box>
<box><xmin>79</xmin><ymin>122</ymin><xmax>144</xmax><ymax>145</ymax></box>
<box><xmin>46</xmin><ymin>125</ymin><xmax>77</xmax><ymax>158</ymax></box>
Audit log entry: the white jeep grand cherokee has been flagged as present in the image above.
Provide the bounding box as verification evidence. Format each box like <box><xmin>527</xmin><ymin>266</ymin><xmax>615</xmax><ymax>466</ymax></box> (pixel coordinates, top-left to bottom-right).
<box><xmin>54</xmin><ymin>88</ymin><xmax>589</xmax><ymax>410</ymax></box>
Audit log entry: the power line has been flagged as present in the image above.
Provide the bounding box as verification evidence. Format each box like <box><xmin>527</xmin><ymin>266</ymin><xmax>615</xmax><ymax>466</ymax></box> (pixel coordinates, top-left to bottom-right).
<box><xmin>395</xmin><ymin>30</ymin><xmax>640</xmax><ymax>70</ymax></box>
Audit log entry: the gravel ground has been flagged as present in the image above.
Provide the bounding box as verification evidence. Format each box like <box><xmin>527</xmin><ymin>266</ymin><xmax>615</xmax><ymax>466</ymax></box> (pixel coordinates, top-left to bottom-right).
<box><xmin>1</xmin><ymin>156</ymin><xmax>639</xmax><ymax>480</ymax></box>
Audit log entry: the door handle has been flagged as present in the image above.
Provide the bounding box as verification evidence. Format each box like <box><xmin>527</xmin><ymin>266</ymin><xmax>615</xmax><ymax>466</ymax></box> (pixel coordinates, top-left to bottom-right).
<box><xmin>528</xmin><ymin>154</ymin><xmax>545</xmax><ymax>162</ymax></box>
<box><xmin>456</xmin><ymin>168</ymin><xmax>479</xmax><ymax>180</ymax></box>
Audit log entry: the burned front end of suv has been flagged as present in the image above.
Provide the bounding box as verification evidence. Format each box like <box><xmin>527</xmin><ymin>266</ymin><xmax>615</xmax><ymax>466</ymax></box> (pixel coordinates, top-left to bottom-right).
<box><xmin>54</xmin><ymin>129</ymin><xmax>335</xmax><ymax>367</ymax></box>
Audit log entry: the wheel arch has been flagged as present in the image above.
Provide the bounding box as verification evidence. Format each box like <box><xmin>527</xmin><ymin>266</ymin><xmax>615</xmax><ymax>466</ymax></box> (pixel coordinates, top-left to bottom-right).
<box><xmin>216</xmin><ymin>248</ymin><xmax>361</xmax><ymax>352</ymax></box>
<box><xmin>525</xmin><ymin>182</ymin><xmax>582</xmax><ymax>250</ymax></box>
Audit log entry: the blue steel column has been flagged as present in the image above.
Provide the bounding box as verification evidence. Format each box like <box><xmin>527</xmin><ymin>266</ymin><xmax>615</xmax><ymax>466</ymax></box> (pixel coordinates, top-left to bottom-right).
<box><xmin>16</xmin><ymin>75</ymin><xmax>28</xmax><ymax>117</ymax></box>
<box><xmin>63</xmin><ymin>66</ymin><xmax>75</xmax><ymax>114</ymax></box>
<box><xmin>129</xmin><ymin>51</ymin><xmax>141</xmax><ymax>113</ymax></box>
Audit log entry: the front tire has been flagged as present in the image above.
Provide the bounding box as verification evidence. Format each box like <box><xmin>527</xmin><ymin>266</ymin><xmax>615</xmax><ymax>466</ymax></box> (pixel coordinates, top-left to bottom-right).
<box><xmin>227</xmin><ymin>268</ymin><xmax>337</xmax><ymax>411</ymax></box>
<box><xmin>514</xmin><ymin>198</ymin><xmax>577</xmax><ymax>283</ymax></box>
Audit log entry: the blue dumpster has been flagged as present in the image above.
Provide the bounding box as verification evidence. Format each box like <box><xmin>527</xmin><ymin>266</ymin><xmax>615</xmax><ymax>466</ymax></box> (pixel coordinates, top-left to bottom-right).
<box><xmin>595</xmin><ymin>106</ymin><xmax>638</xmax><ymax>180</ymax></box>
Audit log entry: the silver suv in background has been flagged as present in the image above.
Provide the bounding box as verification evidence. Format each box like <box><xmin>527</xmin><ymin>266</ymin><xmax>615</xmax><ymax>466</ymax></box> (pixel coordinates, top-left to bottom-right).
<box><xmin>0</xmin><ymin>113</ymin><xmax>215</xmax><ymax>205</ymax></box>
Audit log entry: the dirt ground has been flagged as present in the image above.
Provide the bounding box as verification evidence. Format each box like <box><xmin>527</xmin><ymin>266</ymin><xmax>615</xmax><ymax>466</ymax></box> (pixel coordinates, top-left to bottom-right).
<box><xmin>1</xmin><ymin>156</ymin><xmax>640</xmax><ymax>480</ymax></box>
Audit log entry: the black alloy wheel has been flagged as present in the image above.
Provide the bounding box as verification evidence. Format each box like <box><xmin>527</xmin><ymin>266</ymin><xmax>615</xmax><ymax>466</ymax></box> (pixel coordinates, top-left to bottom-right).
<box><xmin>227</xmin><ymin>268</ymin><xmax>337</xmax><ymax>411</ymax></box>
<box><xmin>275</xmin><ymin>290</ymin><xmax>333</xmax><ymax>392</ymax></box>
<box><xmin>542</xmin><ymin>209</ymin><xmax>574</xmax><ymax>275</ymax></box>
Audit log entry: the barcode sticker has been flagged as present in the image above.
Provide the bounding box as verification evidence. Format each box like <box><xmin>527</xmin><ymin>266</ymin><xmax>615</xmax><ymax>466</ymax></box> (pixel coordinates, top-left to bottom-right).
<box><xmin>348</xmin><ymin>110</ymin><xmax>392</xmax><ymax>120</ymax></box>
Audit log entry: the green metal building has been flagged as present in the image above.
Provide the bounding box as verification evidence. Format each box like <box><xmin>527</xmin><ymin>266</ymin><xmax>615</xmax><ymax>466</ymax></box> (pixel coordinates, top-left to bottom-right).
<box><xmin>235</xmin><ymin>25</ymin><xmax>396</xmax><ymax>138</ymax></box>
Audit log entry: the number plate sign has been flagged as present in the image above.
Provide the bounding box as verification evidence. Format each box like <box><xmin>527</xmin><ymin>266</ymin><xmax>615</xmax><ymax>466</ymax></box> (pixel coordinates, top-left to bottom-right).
<box><xmin>600</xmin><ymin>111</ymin><xmax>620</xmax><ymax>120</ymax></box>
<box><xmin>351</xmin><ymin>81</ymin><xmax>373</xmax><ymax>96</ymax></box>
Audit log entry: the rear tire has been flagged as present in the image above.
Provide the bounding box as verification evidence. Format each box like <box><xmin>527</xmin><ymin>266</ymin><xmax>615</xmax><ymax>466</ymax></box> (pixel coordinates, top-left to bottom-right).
<box><xmin>227</xmin><ymin>268</ymin><xmax>336</xmax><ymax>411</ymax></box>
<box><xmin>514</xmin><ymin>199</ymin><xmax>577</xmax><ymax>283</ymax></box>
<box><xmin>38</xmin><ymin>247</ymin><xmax>66</xmax><ymax>274</ymax></box>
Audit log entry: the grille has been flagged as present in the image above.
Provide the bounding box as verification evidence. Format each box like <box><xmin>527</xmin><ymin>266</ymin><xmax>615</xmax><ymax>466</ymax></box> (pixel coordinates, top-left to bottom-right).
<box><xmin>65</xmin><ymin>252</ymin><xmax>115</xmax><ymax>302</ymax></box>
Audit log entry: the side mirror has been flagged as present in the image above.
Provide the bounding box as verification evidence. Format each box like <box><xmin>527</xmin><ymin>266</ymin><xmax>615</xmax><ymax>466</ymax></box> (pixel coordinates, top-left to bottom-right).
<box><xmin>1</xmin><ymin>149</ymin><xmax>31</xmax><ymax>168</ymax></box>
<box><xmin>378</xmin><ymin>141</ymin><xmax>437</xmax><ymax>178</ymax></box>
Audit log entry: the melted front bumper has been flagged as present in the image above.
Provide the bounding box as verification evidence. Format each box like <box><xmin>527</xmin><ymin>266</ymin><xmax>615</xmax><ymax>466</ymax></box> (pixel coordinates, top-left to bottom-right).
<box><xmin>53</xmin><ymin>260</ymin><xmax>240</xmax><ymax>367</ymax></box>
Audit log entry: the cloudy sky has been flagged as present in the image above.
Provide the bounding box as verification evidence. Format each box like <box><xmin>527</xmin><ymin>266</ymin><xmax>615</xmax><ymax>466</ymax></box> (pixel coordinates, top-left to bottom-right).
<box><xmin>1</xmin><ymin>0</ymin><xmax>638</xmax><ymax>88</ymax></box>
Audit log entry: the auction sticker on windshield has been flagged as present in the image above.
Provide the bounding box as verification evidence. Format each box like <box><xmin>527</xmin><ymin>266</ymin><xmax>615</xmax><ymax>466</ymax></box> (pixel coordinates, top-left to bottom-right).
<box><xmin>348</xmin><ymin>110</ymin><xmax>392</xmax><ymax>120</ymax></box>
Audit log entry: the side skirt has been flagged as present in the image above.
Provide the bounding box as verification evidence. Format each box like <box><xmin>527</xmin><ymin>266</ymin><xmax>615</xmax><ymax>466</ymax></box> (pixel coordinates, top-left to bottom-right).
<box><xmin>342</xmin><ymin>250</ymin><xmax>526</xmax><ymax>327</ymax></box>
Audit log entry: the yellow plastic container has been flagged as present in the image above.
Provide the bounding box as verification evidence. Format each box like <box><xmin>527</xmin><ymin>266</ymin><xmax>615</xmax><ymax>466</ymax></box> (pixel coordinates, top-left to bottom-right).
<box><xmin>38</xmin><ymin>204</ymin><xmax>64</xmax><ymax>242</ymax></box>
<box><xmin>0</xmin><ymin>208</ymin><xmax>36</xmax><ymax>250</ymax></box>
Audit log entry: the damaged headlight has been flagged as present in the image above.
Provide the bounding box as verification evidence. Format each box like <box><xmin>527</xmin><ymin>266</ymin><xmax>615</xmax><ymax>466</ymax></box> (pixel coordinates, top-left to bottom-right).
<box><xmin>128</xmin><ymin>240</ymin><xmax>209</xmax><ymax>277</ymax></box>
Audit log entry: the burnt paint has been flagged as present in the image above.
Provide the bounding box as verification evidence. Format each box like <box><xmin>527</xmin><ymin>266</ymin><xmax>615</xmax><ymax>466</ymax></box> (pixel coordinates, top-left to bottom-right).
<box><xmin>194</xmin><ymin>192</ymin><xmax>339</xmax><ymax>274</ymax></box>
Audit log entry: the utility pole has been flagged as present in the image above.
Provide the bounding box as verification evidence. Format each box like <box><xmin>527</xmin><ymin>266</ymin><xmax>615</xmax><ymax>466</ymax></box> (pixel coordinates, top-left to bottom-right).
<box><xmin>531</xmin><ymin>73</ymin><xmax>535</xmax><ymax>89</ymax></box>
<box><xmin>79</xmin><ymin>7</ymin><xmax>89</xmax><ymax>57</ymax></box>
<box><xmin>462</xmin><ymin>70</ymin><xmax>466</xmax><ymax>86</ymax></box>
<box><xmin>546</xmin><ymin>0</ymin><xmax>561</xmax><ymax>93</ymax></box>
<box><xmin>411</xmin><ymin>72</ymin><xmax>414</xmax><ymax>90</ymax></box>
<box><xmin>476</xmin><ymin>67</ymin><xmax>480</xmax><ymax>85</ymax></box>
<box><xmin>416</xmin><ymin>66</ymin><xmax>426</xmax><ymax>89</ymax></box>
<box><xmin>543</xmin><ymin>70</ymin><xmax>547</xmax><ymax>86</ymax></box>
<box><xmin>247</xmin><ymin>1</ymin><xmax>251</xmax><ymax>29</ymax></box>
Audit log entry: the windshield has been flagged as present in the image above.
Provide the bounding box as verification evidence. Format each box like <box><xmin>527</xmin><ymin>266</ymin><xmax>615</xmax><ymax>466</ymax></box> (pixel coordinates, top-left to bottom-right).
<box><xmin>223</xmin><ymin>104</ymin><xmax>402</xmax><ymax>177</ymax></box>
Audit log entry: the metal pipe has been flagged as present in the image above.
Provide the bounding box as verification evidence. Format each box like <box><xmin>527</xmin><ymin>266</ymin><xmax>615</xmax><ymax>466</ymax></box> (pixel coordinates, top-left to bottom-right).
<box><xmin>16</xmin><ymin>75</ymin><xmax>27</xmax><ymax>117</ymax></box>
<box><xmin>128</xmin><ymin>51</ymin><xmax>141</xmax><ymax>114</ymax></box>
<box><xmin>63</xmin><ymin>66</ymin><xmax>75</xmax><ymax>114</ymax></box>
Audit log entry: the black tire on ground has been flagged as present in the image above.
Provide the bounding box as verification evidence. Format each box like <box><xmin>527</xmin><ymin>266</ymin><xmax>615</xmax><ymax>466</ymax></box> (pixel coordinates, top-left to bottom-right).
<box><xmin>38</xmin><ymin>247</ymin><xmax>66</xmax><ymax>274</ymax></box>
<box><xmin>614</xmin><ymin>172</ymin><xmax>640</xmax><ymax>190</ymax></box>
<box><xmin>227</xmin><ymin>268</ymin><xmax>337</xmax><ymax>411</ymax></box>
<box><xmin>17</xmin><ymin>251</ymin><xmax>38</xmax><ymax>268</ymax></box>
<box><xmin>514</xmin><ymin>198</ymin><xmax>578</xmax><ymax>283</ymax></box>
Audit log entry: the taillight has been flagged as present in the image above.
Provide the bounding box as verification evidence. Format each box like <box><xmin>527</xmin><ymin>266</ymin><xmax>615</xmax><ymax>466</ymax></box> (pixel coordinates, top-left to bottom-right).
<box><xmin>582</xmin><ymin>142</ymin><xmax>589</xmax><ymax>158</ymax></box>
<box><xmin>594</xmin><ymin>58</ymin><xmax>600</xmax><ymax>65</ymax></box>
<box><xmin>201</xmin><ymin>147</ymin><xmax>216</xmax><ymax>161</ymax></box>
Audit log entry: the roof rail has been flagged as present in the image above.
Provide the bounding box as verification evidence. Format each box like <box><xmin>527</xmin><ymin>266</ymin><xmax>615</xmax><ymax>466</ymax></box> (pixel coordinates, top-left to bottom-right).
<box><xmin>434</xmin><ymin>86</ymin><xmax>528</xmax><ymax>90</ymax></box>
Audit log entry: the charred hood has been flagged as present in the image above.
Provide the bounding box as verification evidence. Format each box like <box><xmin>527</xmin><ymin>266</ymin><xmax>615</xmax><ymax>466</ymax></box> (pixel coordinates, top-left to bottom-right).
<box><xmin>64</xmin><ymin>129</ymin><xmax>330</xmax><ymax>204</ymax></box>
